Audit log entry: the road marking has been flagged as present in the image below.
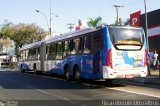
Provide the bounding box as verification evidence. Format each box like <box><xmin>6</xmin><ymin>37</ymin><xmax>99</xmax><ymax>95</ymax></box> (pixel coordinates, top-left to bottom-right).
<box><xmin>107</xmin><ymin>87</ymin><xmax>160</xmax><ymax>99</ymax></box>
<box><xmin>23</xmin><ymin>72</ymin><xmax>67</xmax><ymax>82</ymax></box>
<box><xmin>26</xmin><ymin>85</ymin><xmax>69</xmax><ymax>100</ymax></box>
<box><xmin>81</xmin><ymin>82</ymin><xmax>160</xmax><ymax>99</ymax></box>
<box><xmin>22</xmin><ymin>72</ymin><xmax>160</xmax><ymax>99</ymax></box>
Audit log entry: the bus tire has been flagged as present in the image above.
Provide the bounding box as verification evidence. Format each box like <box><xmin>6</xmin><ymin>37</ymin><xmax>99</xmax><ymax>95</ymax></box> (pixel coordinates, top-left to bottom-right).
<box><xmin>33</xmin><ymin>64</ymin><xmax>38</xmax><ymax>74</ymax></box>
<box><xmin>105</xmin><ymin>79</ymin><xmax>114</xmax><ymax>83</ymax></box>
<box><xmin>20</xmin><ymin>64</ymin><xmax>25</xmax><ymax>73</ymax></box>
<box><xmin>74</xmin><ymin>66</ymin><xmax>81</xmax><ymax>83</ymax></box>
<box><xmin>64</xmin><ymin>66</ymin><xmax>70</xmax><ymax>81</ymax></box>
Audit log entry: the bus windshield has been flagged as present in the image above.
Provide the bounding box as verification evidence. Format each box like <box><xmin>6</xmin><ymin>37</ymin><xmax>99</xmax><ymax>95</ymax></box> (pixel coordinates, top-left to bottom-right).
<box><xmin>109</xmin><ymin>27</ymin><xmax>144</xmax><ymax>50</ymax></box>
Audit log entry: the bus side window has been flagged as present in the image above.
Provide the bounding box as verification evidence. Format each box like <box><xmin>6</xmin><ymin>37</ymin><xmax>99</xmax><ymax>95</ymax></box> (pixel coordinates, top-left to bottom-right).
<box><xmin>22</xmin><ymin>51</ymin><xmax>25</xmax><ymax>61</ymax></box>
<box><xmin>21</xmin><ymin>51</ymin><xmax>23</xmax><ymax>61</ymax></box>
<box><xmin>47</xmin><ymin>43</ymin><xmax>55</xmax><ymax>60</ymax></box>
<box><xmin>74</xmin><ymin>38</ymin><xmax>81</xmax><ymax>54</ymax></box>
<box><xmin>70</xmin><ymin>39</ymin><xmax>75</xmax><ymax>54</ymax></box>
<box><xmin>79</xmin><ymin>37</ymin><xmax>82</xmax><ymax>53</ymax></box>
<box><xmin>71</xmin><ymin>38</ymin><xmax>81</xmax><ymax>54</ymax></box>
<box><xmin>70</xmin><ymin>40</ymin><xmax>73</xmax><ymax>51</ymax></box>
<box><xmin>64</xmin><ymin>41</ymin><xmax>70</xmax><ymax>57</ymax></box>
<box><xmin>37</xmin><ymin>47</ymin><xmax>40</xmax><ymax>60</ymax></box>
<box><xmin>83</xmin><ymin>35</ymin><xmax>91</xmax><ymax>53</ymax></box>
<box><xmin>26</xmin><ymin>50</ymin><xmax>29</xmax><ymax>61</ymax></box>
<box><xmin>92</xmin><ymin>32</ymin><xmax>102</xmax><ymax>53</ymax></box>
<box><xmin>33</xmin><ymin>48</ymin><xmax>36</xmax><ymax>60</ymax></box>
<box><xmin>46</xmin><ymin>45</ymin><xmax>49</xmax><ymax>60</ymax></box>
<box><xmin>35</xmin><ymin>47</ymin><xmax>39</xmax><ymax>60</ymax></box>
<box><xmin>56</xmin><ymin>42</ymin><xmax>63</xmax><ymax>59</ymax></box>
<box><xmin>28</xmin><ymin>49</ymin><xmax>32</xmax><ymax>61</ymax></box>
<box><xmin>52</xmin><ymin>43</ymin><xmax>56</xmax><ymax>59</ymax></box>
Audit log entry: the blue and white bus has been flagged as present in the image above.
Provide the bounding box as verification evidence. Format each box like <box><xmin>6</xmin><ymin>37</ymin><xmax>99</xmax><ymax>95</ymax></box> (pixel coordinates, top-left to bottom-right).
<box><xmin>19</xmin><ymin>25</ymin><xmax>148</xmax><ymax>81</ymax></box>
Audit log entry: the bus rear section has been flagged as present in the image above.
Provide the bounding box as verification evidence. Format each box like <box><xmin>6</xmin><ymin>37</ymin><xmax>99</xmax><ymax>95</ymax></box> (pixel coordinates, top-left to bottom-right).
<box><xmin>103</xmin><ymin>26</ymin><xmax>148</xmax><ymax>79</ymax></box>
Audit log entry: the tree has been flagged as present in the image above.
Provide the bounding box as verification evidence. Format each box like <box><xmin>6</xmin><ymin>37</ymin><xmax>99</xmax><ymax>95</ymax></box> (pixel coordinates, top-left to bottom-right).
<box><xmin>114</xmin><ymin>18</ymin><xmax>130</xmax><ymax>26</ymax></box>
<box><xmin>115</xmin><ymin>17</ymin><xmax>122</xmax><ymax>25</ymax></box>
<box><xmin>1</xmin><ymin>22</ymin><xmax>47</xmax><ymax>55</ymax></box>
<box><xmin>123</xmin><ymin>18</ymin><xmax>130</xmax><ymax>25</ymax></box>
<box><xmin>87</xmin><ymin>16</ymin><xmax>102</xmax><ymax>27</ymax></box>
<box><xmin>1</xmin><ymin>38</ymin><xmax>12</xmax><ymax>53</ymax></box>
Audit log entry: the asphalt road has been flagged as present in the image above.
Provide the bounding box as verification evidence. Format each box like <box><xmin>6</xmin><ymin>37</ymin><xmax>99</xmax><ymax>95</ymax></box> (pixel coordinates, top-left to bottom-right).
<box><xmin>0</xmin><ymin>69</ymin><xmax>159</xmax><ymax>106</ymax></box>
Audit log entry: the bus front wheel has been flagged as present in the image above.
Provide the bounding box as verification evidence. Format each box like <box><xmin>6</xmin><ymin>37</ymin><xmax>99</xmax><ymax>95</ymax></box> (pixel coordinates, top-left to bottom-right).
<box><xmin>64</xmin><ymin>66</ymin><xmax>70</xmax><ymax>81</ymax></box>
<box><xmin>20</xmin><ymin>65</ymin><xmax>25</xmax><ymax>73</ymax></box>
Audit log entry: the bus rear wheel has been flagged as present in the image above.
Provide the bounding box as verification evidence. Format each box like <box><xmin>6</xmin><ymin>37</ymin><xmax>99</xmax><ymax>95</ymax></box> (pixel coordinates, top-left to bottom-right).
<box><xmin>74</xmin><ymin>66</ymin><xmax>81</xmax><ymax>82</ymax></box>
<box><xmin>64</xmin><ymin>66</ymin><xmax>70</xmax><ymax>81</ymax></box>
<box><xmin>105</xmin><ymin>79</ymin><xmax>114</xmax><ymax>83</ymax></box>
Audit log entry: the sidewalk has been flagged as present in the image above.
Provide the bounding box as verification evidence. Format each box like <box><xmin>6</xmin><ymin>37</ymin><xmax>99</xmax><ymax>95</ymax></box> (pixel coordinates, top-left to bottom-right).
<box><xmin>127</xmin><ymin>70</ymin><xmax>160</xmax><ymax>85</ymax></box>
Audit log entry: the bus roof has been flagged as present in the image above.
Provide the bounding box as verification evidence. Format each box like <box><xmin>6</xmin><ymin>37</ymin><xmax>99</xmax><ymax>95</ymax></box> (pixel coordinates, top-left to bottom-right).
<box><xmin>19</xmin><ymin>27</ymin><xmax>97</xmax><ymax>51</ymax></box>
<box><xmin>19</xmin><ymin>25</ymin><xmax>143</xmax><ymax>51</ymax></box>
<box><xmin>107</xmin><ymin>25</ymin><xmax>143</xmax><ymax>29</ymax></box>
<box><xmin>19</xmin><ymin>40</ymin><xmax>44</xmax><ymax>51</ymax></box>
<box><xmin>45</xmin><ymin>27</ymin><xmax>98</xmax><ymax>44</ymax></box>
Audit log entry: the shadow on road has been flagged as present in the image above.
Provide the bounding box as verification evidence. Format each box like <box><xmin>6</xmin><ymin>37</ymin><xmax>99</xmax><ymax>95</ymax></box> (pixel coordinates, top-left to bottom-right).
<box><xmin>0</xmin><ymin>71</ymin><xmax>126</xmax><ymax>90</ymax></box>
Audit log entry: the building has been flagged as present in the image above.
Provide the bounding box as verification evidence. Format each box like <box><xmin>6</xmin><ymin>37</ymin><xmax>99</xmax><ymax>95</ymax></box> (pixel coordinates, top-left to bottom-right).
<box><xmin>130</xmin><ymin>9</ymin><xmax>160</xmax><ymax>51</ymax></box>
<box><xmin>0</xmin><ymin>38</ymin><xmax>15</xmax><ymax>67</ymax></box>
<box><xmin>141</xmin><ymin>9</ymin><xmax>160</xmax><ymax>51</ymax></box>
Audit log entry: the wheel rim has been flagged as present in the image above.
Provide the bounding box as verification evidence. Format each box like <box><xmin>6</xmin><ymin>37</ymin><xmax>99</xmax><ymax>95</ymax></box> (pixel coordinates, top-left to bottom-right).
<box><xmin>75</xmin><ymin>67</ymin><xmax>80</xmax><ymax>81</ymax></box>
<box><xmin>21</xmin><ymin>65</ymin><xmax>24</xmax><ymax>72</ymax></box>
<box><xmin>65</xmin><ymin>67</ymin><xmax>70</xmax><ymax>80</ymax></box>
<box><xmin>33</xmin><ymin>65</ymin><xmax>37</xmax><ymax>74</ymax></box>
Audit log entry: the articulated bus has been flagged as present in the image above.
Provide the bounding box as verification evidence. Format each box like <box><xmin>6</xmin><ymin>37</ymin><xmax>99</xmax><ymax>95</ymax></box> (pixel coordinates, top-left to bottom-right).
<box><xmin>19</xmin><ymin>25</ymin><xmax>148</xmax><ymax>81</ymax></box>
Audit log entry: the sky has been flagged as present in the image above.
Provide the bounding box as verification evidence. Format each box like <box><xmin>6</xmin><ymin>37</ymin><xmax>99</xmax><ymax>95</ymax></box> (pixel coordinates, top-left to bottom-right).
<box><xmin>0</xmin><ymin>0</ymin><xmax>160</xmax><ymax>34</ymax></box>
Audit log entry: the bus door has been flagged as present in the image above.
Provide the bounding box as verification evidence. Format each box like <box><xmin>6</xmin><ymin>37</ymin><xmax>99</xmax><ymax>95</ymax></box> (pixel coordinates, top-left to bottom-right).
<box><xmin>93</xmin><ymin>51</ymin><xmax>100</xmax><ymax>73</ymax></box>
<box><xmin>92</xmin><ymin>31</ymin><xmax>103</xmax><ymax>74</ymax></box>
<box><xmin>82</xmin><ymin>36</ymin><xmax>93</xmax><ymax>73</ymax></box>
<box><xmin>82</xmin><ymin>31</ymin><xmax>102</xmax><ymax>74</ymax></box>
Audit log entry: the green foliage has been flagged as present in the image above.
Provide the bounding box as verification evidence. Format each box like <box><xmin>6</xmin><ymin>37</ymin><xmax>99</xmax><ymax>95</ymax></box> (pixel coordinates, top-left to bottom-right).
<box><xmin>87</xmin><ymin>16</ymin><xmax>102</xmax><ymax>27</ymax></box>
<box><xmin>115</xmin><ymin>18</ymin><xmax>122</xmax><ymax>25</ymax></box>
<box><xmin>119</xmin><ymin>18</ymin><xmax>122</xmax><ymax>26</ymax></box>
<box><xmin>114</xmin><ymin>18</ymin><xmax>130</xmax><ymax>26</ymax></box>
<box><xmin>0</xmin><ymin>32</ymin><xmax>3</xmax><ymax>38</ymax></box>
<box><xmin>1</xmin><ymin>23</ymin><xmax>47</xmax><ymax>48</ymax></box>
<box><xmin>124</xmin><ymin>18</ymin><xmax>130</xmax><ymax>25</ymax></box>
<box><xmin>0</xmin><ymin>22</ymin><xmax>47</xmax><ymax>55</ymax></box>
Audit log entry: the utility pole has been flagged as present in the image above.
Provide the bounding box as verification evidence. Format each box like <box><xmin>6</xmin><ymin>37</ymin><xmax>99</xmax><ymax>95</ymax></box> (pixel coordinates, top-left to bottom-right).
<box><xmin>49</xmin><ymin>0</ymin><xmax>52</xmax><ymax>36</ymax></box>
<box><xmin>144</xmin><ymin>0</ymin><xmax>150</xmax><ymax>76</ymax></box>
<box><xmin>36</xmin><ymin>0</ymin><xmax>58</xmax><ymax>36</ymax></box>
<box><xmin>144</xmin><ymin>0</ymin><xmax>149</xmax><ymax>51</ymax></box>
<box><xmin>67</xmin><ymin>23</ymin><xmax>75</xmax><ymax>31</ymax></box>
<box><xmin>113</xmin><ymin>5</ymin><xmax>124</xmax><ymax>25</ymax></box>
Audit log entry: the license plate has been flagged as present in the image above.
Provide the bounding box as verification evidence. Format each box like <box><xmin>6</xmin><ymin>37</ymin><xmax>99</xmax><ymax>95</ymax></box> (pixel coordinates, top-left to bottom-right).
<box><xmin>125</xmin><ymin>74</ymin><xmax>134</xmax><ymax>78</ymax></box>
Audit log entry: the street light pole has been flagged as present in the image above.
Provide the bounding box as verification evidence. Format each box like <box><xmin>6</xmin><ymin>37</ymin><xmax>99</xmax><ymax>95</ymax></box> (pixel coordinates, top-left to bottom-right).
<box><xmin>113</xmin><ymin>5</ymin><xmax>124</xmax><ymax>25</ymax></box>
<box><xmin>36</xmin><ymin>10</ymin><xmax>50</xmax><ymax>35</ymax></box>
<box><xmin>49</xmin><ymin>0</ymin><xmax>52</xmax><ymax>36</ymax></box>
<box><xmin>36</xmin><ymin>1</ymin><xmax>57</xmax><ymax>36</ymax></box>
<box><xmin>144</xmin><ymin>0</ymin><xmax>149</xmax><ymax>51</ymax></box>
<box><xmin>144</xmin><ymin>0</ymin><xmax>152</xmax><ymax>76</ymax></box>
